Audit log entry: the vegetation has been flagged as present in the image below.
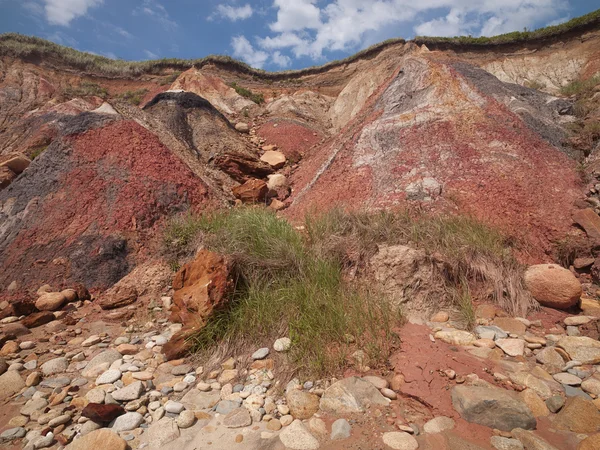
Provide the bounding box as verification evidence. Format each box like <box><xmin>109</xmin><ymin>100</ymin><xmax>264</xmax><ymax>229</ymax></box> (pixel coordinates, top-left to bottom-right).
<box><xmin>229</xmin><ymin>82</ymin><xmax>264</xmax><ymax>104</ymax></box>
<box><xmin>416</xmin><ymin>9</ymin><xmax>600</xmax><ymax>46</ymax></box>
<box><xmin>64</xmin><ymin>81</ymin><xmax>108</xmax><ymax>99</ymax></box>
<box><xmin>29</xmin><ymin>144</ymin><xmax>48</xmax><ymax>160</ymax></box>
<box><xmin>524</xmin><ymin>80</ymin><xmax>545</xmax><ymax>90</ymax></box>
<box><xmin>164</xmin><ymin>207</ymin><xmax>531</xmax><ymax>375</ymax></box>
<box><xmin>159</xmin><ymin>71</ymin><xmax>182</xmax><ymax>86</ymax></box>
<box><xmin>117</xmin><ymin>89</ymin><xmax>149</xmax><ymax>106</ymax></box>
<box><xmin>560</xmin><ymin>74</ymin><xmax>600</xmax><ymax>96</ymax></box>
<box><xmin>561</xmin><ymin>73</ymin><xmax>600</xmax><ymax>155</ymax></box>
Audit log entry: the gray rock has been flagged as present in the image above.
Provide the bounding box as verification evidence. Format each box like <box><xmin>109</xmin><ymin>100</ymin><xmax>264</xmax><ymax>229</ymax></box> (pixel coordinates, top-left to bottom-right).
<box><xmin>475</xmin><ymin>325</ymin><xmax>508</xmax><ymax>340</ymax></box>
<box><xmin>40</xmin><ymin>357</ymin><xmax>67</xmax><ymax>376</ymax></box>
<box><xmin>20</xmin><ymin>398</ymin><xmax>48</xmax><ymax>416</ymax></box>
<box><xmin>215</xmin><ymin>399</ymin><xmax>241</xmax><ymax>415</ymax></box>
<box><xmin>545</xmin><ymin>396</ymin><xmax>565</xmax><ymax>413</ymax></box>
<box><xmin>81</xmin><ymin>350</ymin><xmax>122</xmax><ymax>378</ymax></box>
<box><xmin>564</xmin><ymin>385</ymin><xmax>593</xmax><ymax>400</ymax></box>
<box><xmin>331</xmin><ymin>418</ymin><xmax>351</xmax><ymax>440</ymax></box>
<box><xmin>451</xmin><ymin>385</ymin><xmax>536</xmax><ymax>431</ymax></box>
<box><xmin>180</xmin><ymin>389</ymin><xmax>220</xmax><ymax>410</ymax></box>
<box><xmin>164</xmin><ymin>400</ymin><xmax>184</xmax><ymax>414</ymax></box>
<box><xmin>39</xmin><ymin>377</ymin><xmax>71</xmax><ymax>389</ymax></box>
<box><xmin>273</xmin><ymin>337</ymin><xmax>291</xmax><ymax>352</ymax></box>
<box><xmin>111</xmin><ymin>381</ymin><xmax>144</xmax><ymax>401</ymax></box>
<box><xmin>171</xmin><ymin>364</ymin><xmax>192</xmax><ymax>376</ymax></box>
<box><xmin>490</xmin><ymin>436</ymin><xmax>524</xmax><ymax>450</ymax></box>
<box><xmin>0</xmin><ymin>427</ymin><xmax>26</xmax><ymax>442</ymax></box>
<box><xmin>279</xmin><ymin>419</ymin><xmax>320</xmax><ymax>450</ymax></box>
<box><xmin>176</xmin><ymin>410</ymin><xmax>195</xmax><ymax>428</ymax></box>
<box><xmin>320</xmin><ymin>376</ymin><xmax>388</xmax><ymax>414</ymax></box>
<box><xmin>553</xmin><ymin>372</ymin><xmax>581</xmax><ymax>386</ymax></box>
<box><xmin>252</xmin><ymin>348</ymin><xmax>269</xmax><ymax>360</ymax></box>
<box><xmin>95</xmin><ymin>369</ymin><xmax>122</xmax><ymax>385</ymax></box>
<box><xmin>23</xmin><ymin>360</ymin><xmax>37</xmax><ymax>371</ymax></box>
<box><xmin>423</xmin><ymin>416</ymin><xmax>455</xmax><ymax>433</ymax></box>
<box><xmin>147</xmin><ymin>417</ymin><xmax>180</xmax><ymax>446</ymax></box>
<box><xmin>223</xmin><ymin>408</ymin><xmax>252</xmax><ymax>428</ymax></box>
<box><xmin>110</xmin><ymin>412</ymin><xmax>143</xmax><ymax>432</ymax></box>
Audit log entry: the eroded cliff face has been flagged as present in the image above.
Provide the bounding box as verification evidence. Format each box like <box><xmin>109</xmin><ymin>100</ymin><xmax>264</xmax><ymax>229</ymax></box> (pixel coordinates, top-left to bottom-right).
<box><xmin>0</xmin><ymin>27</ymin><xmax>599</xmax><ymax>293</ymax></box>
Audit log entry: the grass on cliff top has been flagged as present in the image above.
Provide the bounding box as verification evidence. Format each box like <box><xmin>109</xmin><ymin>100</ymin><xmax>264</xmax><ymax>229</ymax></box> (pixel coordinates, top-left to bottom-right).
<box><xmin>164</xmin><ymin>207</ymin><xmax>530</xmax><ymax>376</ymax></box>
<box><xmin>416</xmin><ymin>8</ymin><xmax>600</xmax><ymax>46</ymax></box>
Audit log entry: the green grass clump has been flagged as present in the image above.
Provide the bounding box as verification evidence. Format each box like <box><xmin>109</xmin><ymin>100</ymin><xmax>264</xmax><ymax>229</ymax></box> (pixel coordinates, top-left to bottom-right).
<box><xmin>29</xmin><ymin>144</ymin><xmax>48</xmax><ymax>159</ymax></box>
<box><xmin>165</xmin><ymin>208</ymin><xmax>399</xmax><ymax>376</ymax></box>
<box><xmin>229</xmin><ymin>82</ymin><xmax>264</xmax><ymax>104</ymax></box>
<box><xmin>117</xmin><ymin>89</ymin><xmax>149</xmax><ymax>106</ymax></box>
<box><xmin>560</xmin><ymin>74</ymin><xmax>600</xmax><ymax>96</ymax></box>
<box><xmin>64</xmin><ymin>81</ymin><xmax>108</xmax><ymax>99</ymax></box>
<box><xmin>159</xmin><ymin>71</ymin><xmax>182</xmax><ymax>86</ymax></box>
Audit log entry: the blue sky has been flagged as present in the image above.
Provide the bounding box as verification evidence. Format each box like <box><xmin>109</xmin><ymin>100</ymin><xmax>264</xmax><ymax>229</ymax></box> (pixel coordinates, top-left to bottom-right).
<box><xmin>0</xmin><ymin>1</ymin><xmax>597</xmax><ymax>70</ymax></box>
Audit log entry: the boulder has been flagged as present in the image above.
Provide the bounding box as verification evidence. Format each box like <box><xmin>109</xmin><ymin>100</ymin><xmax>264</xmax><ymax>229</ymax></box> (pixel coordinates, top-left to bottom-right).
<box><xmin>320</xmin><ymin>376</ymin><xmax>388</xmax><ymax>414</ymax></box>
<box><xmin>554</xmin><ymin>396</ymin><xmax>600</xmax><ymax>433</ymax></box>
<box><xmin>573</xmin><ymin>208</ymin><xmax>600</xmax><ymax>241</ymax></box>
<box><xmin>169</xmin><ymin>249</ymin><xmax>231</xmax><ymax>326</ymax></box>
<box><xmin>279</xmin><ymin>419</ymin><xmax>320</xmax><ymax>450</ymax></box>
<box><xmin>267</xmin><ymin>173</ymin><xmax>288</xmax><ymax>190</ymax></box>
<box><xmin>0</xmin><ymin>370</ymin><xmax>25</xmax><ymax>401</ymax></box>
<box><xmin>232</xmin><ymin>178</ymin><xmax>268</xmax><ymax>203</ymax></box>
<box><xmin>21</xmin><ymin>311</ymin><xmax>55</xmax><ymax>328</ymax></box>
<box><xmin>82</xmin><ymin>404</ymin><xmax>125</xmax><ymax>424</ymax></box>
<box><xmin>0</xmin><ymin>152</ymin><xmax>31</xmax><ymax>174</ymax></box>
<box><xmin>578</xmin><ymin>434</ymin><xmax>600</xmax><ymax>450</ymax></box>
<box><xmin>286</xmin><ymin>389</ymin><xmax>320</xmax><ymax>419</ymax></box>
<box><xmin>451</xmin><ymin>385</ymin><xmax>536</xmax><ymax>431</ymax></box>
<box><xmin>557</xmin><ymin>336</ymin><xmax>600</xmax><ymax>364</ymax></box>
<box><xmin>35</xmin><ymin>292</ymin><xmax>67</xmax><ymax>311</ymax></box>
<box><xmin>260</xmin><ymin>150</ymin><xmax>286</xmax><ymax>169</ymax></box>
<box><xmin>234</xmin><ymin>122</ymin><xmax>249</xmax><ymax>133</ymax></box>
<box><xmin>524</xmin><ymin>264</ymin><xmax>581</xmax><ymax>309</ymax></box>
<box><xmin>65</xmin><ymin>428</ymin><xmax>127</xmax><ymax>450</ymax></box>
<box><xmin>99</xmin><ymin>286</ymin><xmax>138</xmax><ymax>310</ymax></box>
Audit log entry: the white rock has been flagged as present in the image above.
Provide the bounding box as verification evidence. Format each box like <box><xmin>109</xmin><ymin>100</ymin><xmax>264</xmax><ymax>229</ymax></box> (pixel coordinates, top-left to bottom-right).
<box><xmin>95</xmin><ymin>369</ymin><xmax>122</xmax><ymax>385</ymax></box>
<box><xmin>382</xmin><ymin>431</ymin><xmax>419</xmax><ymax>450</ymax></box>
<box><xmin>273</xmin><ymin>337</ymin><xmax>291</xmax><ymax>352</ymax></box>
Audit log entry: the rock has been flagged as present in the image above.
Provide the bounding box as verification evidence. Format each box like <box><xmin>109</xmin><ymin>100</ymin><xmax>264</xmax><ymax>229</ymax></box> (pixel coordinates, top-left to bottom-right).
<box><xmin>96</xmin><ymin>369</ymin><xmax>122</xmax><ymax>385</ymax></box>
<box><xmin>279</xmin><ymin>419</ymin><xmax>320</xmax><ymax>450</ymax></box>
<box><xmin>490</xmin><ymin>436</ymin><xmax>524</xmax><ymax>450</ymax></box>
<box><xmin>41</xmin><ymin>357</ymin><xmax>67</xmax><ymax>376</ymax></box>
<box><xmin>286</xmin><ymin>389</ymin><xmax>320</xmax><ymax>419</ymax></box>
<box><xmin>26</xmin><ymin>372</ymin><xmax>41</xmax><ymax>387</ymax></box>
<box><xmin>519</xmin><ymin>389</ymin><xmax>549</xmax><ymax>417</ymax></box>
<box><xmin>535</xmin><ymin>347</ymin><xmax>566</xmax><ymax>370</ymax></box>
<box><xmin>524</xmin><ymin>264</ymin><xmax>582</xmax><ymax>309</ymax></box>
<box><xmin>232</xmin><ymin>178</ymin><xmax>268</xmax><ymax>203</ymax></box>
<box><xmin>235</xmin><ymin>122</ymin><xmax>249</xmax><ymax>133</ymax></box>
<box><xmin>475</xmin><ymin>325</ymin><xmax>508</xmax><ymax>340</ymax></box>
<box><xmin>82</xmin><ymin>403</ymin><xmax>125</xmax><ymax>424</ymax></box>
<box><xmin>267</xmin><ymin>174</ymin><xmax>288</xmax><ymax>190</ymax></box>
<box><xmin>99</xmin><ymin>286</ymin><xmax>138</xmax><ymax>310</ymax></box>
<box><xmin>0</xmin><ymin>152</ymin><xmax>30</xmax><ymax>174</ymax></box>
<box><xmin>434</xmin><ymin>330</ymin><xmax>476</xmax><ymax>346</ymax></box>
<box><xmin>65</xmin><ymin>428</ymin><xmax>127</xmax><ymax>450</ymax></box>
<box><xmin>164</xmin><ymin>400</ymin><xmax>184</xmax><ymax>414</ymax></box>
<box><xmin>0</xmin><ymin>165</ymin><xmax>16</xmax><ymax>188</ymax></box>
<box><xmin>223</xmin><ymin>407</ymin><xmax>251</xmax><ymax>428</ymax></box>
<box><xmin>176</xmin><ymin>410</ymin><xmax>195</xmax><ymax>428</ymax></box>
<box><xmin>111</xmin><ymin>381</ymin><xmax>144</xmax><ymax>401</ymax></box>
<box><xmin>216</xmin><ymin>399</ymin><xmax>239</xmax><ymax>415</ymax></box>
<box><xmin>451</xmin><ymin>385</ymin><xmax>536</xmax><ymax>431</ymax></box>
<box><xmin>545</xmin><ymin>395</ymin><xmax>565</xmax><ymax>413</ymax></box>
<box><xmin>578</xmin><ymin>434</ymin><xmax>600</xmax><ymax>450</ymax></box>
<box><xmin>180</xmin><ymin>389</ymin><xmax>220</xmax><ymax>410</ymax></box>
<box><xmin>431</xmin><ymin>311</ymin><xmax>449</xmax><ymax>322</ymax></box>
<box><xmin>169</xmin><ymin>249</ymin><xmax>231</xmax><ymax>327</ymax></box>
<box><xmin>553</xmin><ymin>372</ymin><xmax>582</xmax><ymax>386</ymax></box>
<box><xmin>363</xmin><ymin>376</ymin><xmax>388</xmax><ymax>389</ymax></box>
<box><xmin>273</xmin><ymin>337</ymin><xmax>291</xmax><ymax>352</ymax></box>
<box><xmin>331</xmin><ymin>418</ymin><xmax>351</xmax><ymax>440</ymax></box>
<box><xmin>21</xmin><ymin>311</ymin><xmax>55</xmax><ymax>328</ymax></box>
<box><xmin>573</xmin><ymin>208</ymin><xmax>600</xmax><ymax>241</ymax></box>
<box><xmin>493</xmin><ymin>317</ymin><xmax>527</xmax><ymax>335</ymax></box>
<box><xmin>20</xmin><ymin>397</ymin><xmax>48</xmax><ymax>416</ymax></box>
<box><xmin>115</xmin><ymin>344</ymin><xmax>137</xmax><ymax>355</ymax></box>
<box><xmin>495</xmin><ymin>339</ymin><xmax>525</xmax><ymax>356</ymax></box>
<box><xmin>0</xmin><ymin>340</ymin><xmax>18</xmax><ymax>355</ymax></box>
<box><xmin>260</xmin><ymin>151</ymin><xmax>286</xmax><ymax>169</ymax></box>
<box><xmin>0</xmin><ymin>358</ymin><xmax>7</xmax><ymax>375</ymax></box>
<box><xmin>82</xmin><ymin>350</ymin><xmax>122</xmax><ymax>377</ymax></box>
<box><xmin>554</xmin><ymin>396</ymin><xmax>600</xmax><ymax>433</ymax></box>
<box><xmin>381</xmin><ymin>388</ymin><xmax>397</xmax><ymax>400</ymax></box>
<box><xmin>35</xmin><ymin>292</ymin><xmax>67</xmax><ymax>311</ymax></box>
<box><xmin>582</xmin><ymin>377</ymin><xmax>600</xmax><ymax>396</ymax></box>
<box><xmin>564</xmin><ymin>385</ymin><xmax>592</xmax><ymax>400</ymax></box>
<box><xmin>557</xmin><ymin>336</ymin><xmax>600</xmax><ymax>364</ymax></box>
<box><xmin>252</xmin><ymin>347</ymin><xmax>269</xmax><ymax>360</ymax></box>
<box><xmin>565</xmin><ymin>316</ymin><xmax>593</xmax><ymax>326</ymax></box>
<box><xmin>48</xmin><ymin>414</ymin><xmax>71</xmax><ymax>427</ymax></box>
<box><xmin>110</xmin><ymin>412</ymin><xmax>143</xmax><ymax>432</ymax></box>
<box><xmin>511</xmin><ymin>428</ymin><xmax>559</xmax><ymax>450</ymax></box>
<box><xmin>423</xmin><ymin>416</ymin><xmax>455</xmax><ymax>433</ymax></box>
<box><xmin>0</xmin><ymin>427</ymin><xmax>26</xmax><ymax>441</ymax></box>
<box><xmin>320</xmin><ymin>376</ymin><xmax>388</xmax><ymax>414</ymax></box>
<box><xmin>381</xmin><ymin>431</ymin><xmax>419</xmax><ymax>450</ymax></box>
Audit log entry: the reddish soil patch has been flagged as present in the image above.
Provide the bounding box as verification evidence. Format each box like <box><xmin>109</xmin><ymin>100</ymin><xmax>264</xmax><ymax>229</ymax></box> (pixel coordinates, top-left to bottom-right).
<box><xmin>257</xmin><ymin>119</ymin><xmax>323</xmax><ymax>162</ymax></box>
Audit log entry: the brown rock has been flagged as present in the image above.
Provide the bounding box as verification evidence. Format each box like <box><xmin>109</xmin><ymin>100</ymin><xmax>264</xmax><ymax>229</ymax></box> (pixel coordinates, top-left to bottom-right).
<box><xmin>269</xmin><ymin>199</ymin><xmax>285</xmax><ymax>211</ymax></box>
<box><xmin>390</xmin><ymin>374</ymin><xmax>405</xmax><ymax>391</ymax></box>
<box><xmin>431</xmin><ymin>311</ymin><xmax>449</xmax><ymax>322</ymax></box>
<box><xmin>554</xmin><ymin>396</ymin><xmax>600</xmax><ymax>433</ymax></box>
<box><xmin>163</xmin><ymin>327</ymin><xmax>196</xmax><ymax>360</ymax></box>
<box><xmin>35</xmin><ymin>292</ymin><xmax>67</xmax><ymax>311</ymax></box>
<box><xmin>574</xmin><ymin>257</ymin><xmax>595</xmax><ymax>270</ymax></box>
<box><xmin>578</xmin><ymin>434</ymin><xmax>600</xmax><ymax>450</ymax></box>
<box><xmin>574</xmin><ymin>208</ymin><xmax>600</xmax><ymax>241</ymax></box>
<box><xmin>286</xmin><ymin>389</ymin><xmax>320</xmax><ymax>419</ymax></box>
<box><xmin>65</xmin><ymin>428</ymin><xmax>127</xmax><ymax>450</ymax></box>
<box><xmin>21</xmin><ymin>311</ymin><xmax>55</xmax><ymax>328</ymax></box>
<box><xmin>170</xmin><ymin>249</ymin><xmax>231</xmax><ymax>326</ymax></box>
<box><xmin>81</xmin><ymin>403</ymin><xmax>126</xmax><ymax>425</ymax></box>
<box><xmin>116</xmin><ymin>344</ymin><xmax>137</xmax><ymax>355</ymax></box>
<box><xmin>213</xmin><ymin>153</ymin><xmax>273</xmax><ymax>183</ymax></box>
<box><xmin>0</xmin><ymin>165</ymin><xmax>16</xmax><ymax>188</ymax></box>
<box><xmin>232</xmin><ymin>178</ymin><xmax>268</xmax><ymax>204</ymax></box>
<box><xmin>524</xmin><ymin>264</ymin><xmax>582</xmax><ymax>309</ymax></box>
<box><xmin>61</xmin><ymin>289</ymin><xmax>78</xmax><ymax>302</ymax></box>
<box><xmin>476</xmin><ymin>304</ymin><xmax>497</xmax><ymax>320</ymax></box>
<box><xmin>0</xmin><ymin>152</ymin><xmax>31</xmax><ymax>174</ymax></box>
<box><xmin>519</xmin><ymin>389</ymin><xmax>549</xmax><ymax>417</ymax></box>
<box><xmin>493</xmin><ymin>317</ymin><xmax>527</xmax><ymax>335</ymax></box>
<box><xmin>0</xmin><ymin>340</ymin><xmax>19</xmax><ymax>355</ymax></box>
<box><xmin>71</xmin><ymin>283</ymin><xmax>91</xmax><ymax>301</ymax></box>
<box><xmin>99</xmin><ymin>285</ymin><xmax>138</xmax><ymax>310</ymax></box>
<box><xmin>260</xmin><ymin>151</ymin><xmax>286</xmax><ymax>169</ymax></box>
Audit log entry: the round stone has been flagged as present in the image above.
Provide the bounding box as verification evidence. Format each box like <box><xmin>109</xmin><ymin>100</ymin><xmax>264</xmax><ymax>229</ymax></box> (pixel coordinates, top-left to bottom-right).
<box><xmin>176</xmin><ymin>410</ymin><xmax>196</xmax><ymax>428</ymax></box>
<box><xmin>96</xmin><ymin>369</ymin><xmax>122</xmax><ymax>385</ymax></box>
<box><xmin>382</xmin><ymin>431</ymin><xmax>419</xmax><ymax>450</ymax></box>
<box><xmin>252</xmin><ymin>348</ymin><xmax>270</xmax><ymax>360</ymax></box>
<box><xmin>165</xmin><ymin>400</ymin><xmax>184</xmax><ymax>414</ymax></box>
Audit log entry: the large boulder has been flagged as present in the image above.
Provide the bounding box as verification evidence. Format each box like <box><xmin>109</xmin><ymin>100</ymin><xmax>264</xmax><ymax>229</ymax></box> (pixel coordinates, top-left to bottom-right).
<box><xmin>451</xmin><ymin>385</ymin><xmax>536</xmax><ymax>431</ymax></box>
<box><xmin>320</xmin><ymin>376</ymin><xmax>388</xmax><ymax>414</ymax></box>
<box><xmin>35</xmin><ymin>292</ymin><xmax>67</xmax><ymax>311</ymax></box>
<box><xmin>21</xmin><ymin>311</ymin><xmax>55</xmax><ymax>328</ymax></box>
<box><xmin>557</xmin><ymin>336</ymin><xmax>600</xmax><ymax>365</ymax></box>
<box><xmin>524</xmin><ymin>264</ymin><xmax>581</xmax><ymax>309</ymax></box>
<box><xmin>554</xmin><ymin>396</ymin><xmax>600</xmax><ymax>433</ymax></box>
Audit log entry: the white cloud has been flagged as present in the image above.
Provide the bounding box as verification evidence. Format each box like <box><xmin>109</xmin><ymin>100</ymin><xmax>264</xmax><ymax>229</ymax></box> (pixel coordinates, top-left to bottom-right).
<box><xmin>271</xmin><ymin>51</ymin><xmax>291</xmax><ymax>68</ymax></box>
<box><xmin>231</xmin><ymin>35</ymin><xmax>269</xmax><ymax>69</ymax></box>
<box><xmin>144</xmin><ymin>49</ymin><xmax>159</xmax><ymax>59</ymax></box>
<box><xmin>257</xmin><ymin>0</ymin><xmax>569</xmax><ymax>60</ymax></box>
<box><xmin>212</xmin><ymin>4</ymin><xmax>253</xmax><ymax>21</ymax></box>
<box><xmin>134</xmin><ymin>0</ymin><xmax>177</xmax><ymax>30</ymax></box>
<box><xmin>31</xmin><ymin>0</ymin><xmax>103</xmax><ymax>26</ymax></box>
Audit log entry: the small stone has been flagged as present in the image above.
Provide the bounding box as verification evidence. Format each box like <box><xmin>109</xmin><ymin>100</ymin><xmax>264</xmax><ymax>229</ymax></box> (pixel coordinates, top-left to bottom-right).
<box><xmin>564</xmin><ymin>316</ymin><xmax>592</xmax><ymax>326</ymax></box>
<box><xmin>331</xmin><ymin>418</ymin><xmax>351</xmax><ymax>440</ymax></box>
<box><xmin>279</xmin><ymin>420</ymin><xmax>320</xmax><ymax>450</ymax></box>
<box><xmin>26</xmin><ymin>372</ymin><xmax>41</xmax><ymax>387</ymax></box>
<box><xmin>110</xmin><ymin>412</ymin><xmax>143</xmax><ymax>432</ymax></box>
<box><xmin>252</xmin><ymin>348</ymin><xmax>269</xmax><ymax>360</ymax></box>
<box><xmin>381</xmin><ymin>388</ymin><xmax>397</xmax><ymax>400</ymax></box>
<box><xmin>495</xmin><ymin>339</ymin><xmax>525</xmax><ymax>357</ymax></box>
<box><xmin>40</xmin><ymin>357</ymin><xmax>68</xmax><ymax>376</ymax></box>
<box><xmin>176</xmin><ymin>410</ymin><xmax>195</xmax><ymax>428</ymax></box>
<box><xmin>553</xmin><ymin>372</ymin><xmax>582</xmax><ymax>386</ymax></box>
<box><xmin>490</xmin><ymin>436</ymin><xmax>524</xmax><ymax>450</ymax></box>
<box><xmin>431</xmin><ymin>311</ymin><xmax>449</xmax><ymax>322</ymax></box>
<box><xmin>165</xmin><ymin>400</ymin><xmax>184</xmax><ymax>414</ymax></box>
<box><xmin>111</xmin><ymin>381</ymin><xmax>144</xmax><ymax>401</ymax></box>
<box><xmin>545</xmin><ymin>395</ymin><xmax>565</xmax><ymax>413</ymax></box>
<box><xmin>96</xmin><ymin>369</ymin><xmax>122</xmax><ymax>385</ymax></box>
<box><xmin>223</xmin><ymin>408</ymin><xmax>252</xmax><ymax>428</ymax></box>
<box><xmin>423</xmin><ymin>416</ymin><xmax>455</xmax><ymax>433</ymax></box>
<box><xmin>382</xmin><ymin>431</ymin><xmax>419</xmax><ymax>450</ymax></box>
<box><xmin>267</xmin><ymin>418</ymin><xmax>282</xmax><ymax>431</ymax></box>
<box><xmin>273</xmin><ymin>338</ymin><xmax>291</xmax><ymax>352</ymax></box>
<box><xmin>82</xmin><ymin>335</ymin><xmax>101</xmax><ymax>347</ymax></box>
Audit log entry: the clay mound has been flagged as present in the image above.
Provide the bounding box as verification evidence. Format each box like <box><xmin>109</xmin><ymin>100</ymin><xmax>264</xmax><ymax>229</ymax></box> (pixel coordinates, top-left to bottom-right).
<box><xmin>288</xmin><ymin>57</ymin><xmax>581</xmax><ymax>259</ymax></box>
<box><xmin>143</xmin><ymin>91</ymin><xmax>272</xmax><ymax>182</ymax></box>
<box><xmin>0</xmin><ymin>112</ymin><xmax>214</xmax><ymax>292</ymax></box>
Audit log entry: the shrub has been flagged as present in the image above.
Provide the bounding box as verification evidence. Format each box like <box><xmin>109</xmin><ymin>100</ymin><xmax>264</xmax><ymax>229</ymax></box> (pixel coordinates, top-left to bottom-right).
<box><xmin>29</xmin><ymin>144</ymin><xmax>48</xmax><ymax>159</ymax></box>
<box><xmin>64</xmin><ymin>81</ymin><xmax>108</xmax><ymax>99</ymax></box>
<box><xmin>229</xmin><ymin>82</ymin><xmax>264</xmax><ymax>104</ymax></box>
<box><xmin>117</xmin><ymin>89</ymin><xmax>149</xmax><ymax>106</ymax></box>
<box><xmin>560</xmin><ymin>74</ymin><xmax>600</xmax><ymax>96</ymax></box>
<box><xmin>159</xmin><ymin>71</ymin><xmax>182</xmax><ymax>86</ymax></box>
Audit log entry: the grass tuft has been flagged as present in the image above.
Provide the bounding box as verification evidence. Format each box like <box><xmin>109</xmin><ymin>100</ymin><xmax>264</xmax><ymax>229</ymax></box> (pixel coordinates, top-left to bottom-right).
<box><xmin>229</xmin><ymin>82</ymin><xmax>264</xmax><ymax>104</ymax></box>
<box><xmin>117</xmin><ymin>89</ymin><xmax>149</xmax><ymax>106</ymax></box>
<box><xmin>64</xmin><ymin>81</ymin><xmax>108</xmax><ymax>99</ymax></box>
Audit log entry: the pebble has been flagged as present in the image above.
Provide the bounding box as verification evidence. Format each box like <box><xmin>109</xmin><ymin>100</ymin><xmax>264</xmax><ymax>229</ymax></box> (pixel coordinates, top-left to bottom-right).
<box><xmin>96</xmin><ymin>369</ymin><xmax>122</xmax><ymax>385</ymax></box>
<box><xmin>177</xmin><ymin>410</ymin><xmax>195</xmax><ymax>428</ymax></box>
<box><xmin>381</xmin><ymin>388</ymin><xmax>397</xmax><ymax>400</ymax></box>
<box><xmin>553</xmin><ymin>373</ymin><xmax>582</xmax><ymax>386</ymax></box>
<box><xmin>331</xmin><ymin>418</ymin><xmax>351</xmax><ymax>440</ymax></box>
<box><xmin>252</xmin><ymin>348</ymin><xmax>270</xmax><ymax>360</ymax></box>
<box><xmin>111</xmin><ymin>412</ymin><xmax>144</xmax><ymax>432</ymax></box>
<box><xmin>273</xmin><ymin>338</ymin><xmax>291</xmax><ymax>352</ymax></box>
<box><xmin>165</xmin><ymin>401</ymin><xmax>184</xmax><ymax>414</ymax></box>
